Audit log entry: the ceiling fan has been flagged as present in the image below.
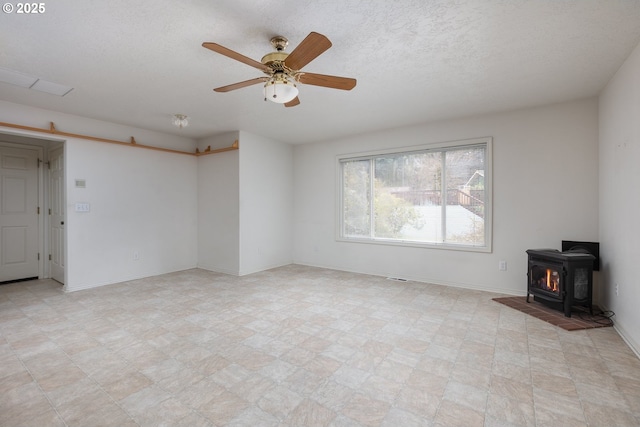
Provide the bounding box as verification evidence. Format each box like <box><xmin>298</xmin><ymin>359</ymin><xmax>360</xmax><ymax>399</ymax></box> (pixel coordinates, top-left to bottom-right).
<box><xmin>202</xmin><ymin>32</ymin><xmax>356</xmax><ymax>107</ymax></box>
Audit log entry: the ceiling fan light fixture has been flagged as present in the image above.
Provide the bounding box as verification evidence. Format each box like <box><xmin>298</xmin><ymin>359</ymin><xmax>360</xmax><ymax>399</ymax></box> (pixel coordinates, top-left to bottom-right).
<box><xmin>172</xmin><ymin>114</ymin><xmax>189</xmax><ymax>129</ymax></box>
<box><xmin>203</xmin><ymin>32</ymin><xmax>356</xmax><ymax>107</ymax></box>
<box><xmin>263</xmin><ymin>75</ymin><xmax>298</xmax><ymax>104</ymax></box>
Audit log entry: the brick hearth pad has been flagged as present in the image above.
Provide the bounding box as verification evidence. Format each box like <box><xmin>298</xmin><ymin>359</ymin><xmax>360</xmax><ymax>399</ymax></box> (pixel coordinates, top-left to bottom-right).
<box><xmin>493</xmin><ymin>296</ymin><xmax>613</xmax><ymax>331</ymax></box>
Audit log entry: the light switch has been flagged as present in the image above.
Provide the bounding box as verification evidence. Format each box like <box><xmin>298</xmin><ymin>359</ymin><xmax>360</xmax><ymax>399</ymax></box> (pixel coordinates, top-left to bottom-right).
<box><xmin>75</xmin><ymin>203</ymin><xmax>90</xmax><ymax>212</ymax></box>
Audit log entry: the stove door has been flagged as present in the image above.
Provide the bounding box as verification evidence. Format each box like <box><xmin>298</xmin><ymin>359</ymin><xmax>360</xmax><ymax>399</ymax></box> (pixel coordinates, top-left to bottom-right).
<box><xmin>528</xmin><ymin>261</ymin><xmax>563</xmax><ymax>299</ymax></box>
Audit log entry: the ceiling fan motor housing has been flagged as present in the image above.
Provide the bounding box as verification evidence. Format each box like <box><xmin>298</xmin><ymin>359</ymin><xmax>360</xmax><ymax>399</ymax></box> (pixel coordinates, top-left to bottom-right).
<box><xmin>261</xmin><ymin>52</ymin><xmax>289</xmax><ymax>68</ymax></box>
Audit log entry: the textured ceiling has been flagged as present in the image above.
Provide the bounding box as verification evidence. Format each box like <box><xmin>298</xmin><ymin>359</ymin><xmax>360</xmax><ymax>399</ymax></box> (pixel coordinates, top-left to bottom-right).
<box><xmin>1</xmin><ymin>0</ymin><xmax>640</xmax><ymax>144</ymax></box>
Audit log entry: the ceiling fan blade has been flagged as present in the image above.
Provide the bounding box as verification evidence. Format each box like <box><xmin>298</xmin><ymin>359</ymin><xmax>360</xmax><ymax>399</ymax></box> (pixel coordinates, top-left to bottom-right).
<box><xmin>202</xmin><ymin>42</ymin><xmax>270</xmax><ymax>73</ymax></box>
<box><xmin>284</xmin><ymin>32</ymin><xmax>332</xmax><ymax>71</ymax></box>
<box><xmin>214</xmin><ymin>77</ymin><xmax>268</xmax><ymax>92</ymax></box>
<box><xmin>284</xmin><ymin>97</ymin><xmax>300</xmax><ymax>107</ymax></box>
<box><xmin>298</xmin><ymin>73</ymin><xmax>357</xmax><ymax>90</ymax></box>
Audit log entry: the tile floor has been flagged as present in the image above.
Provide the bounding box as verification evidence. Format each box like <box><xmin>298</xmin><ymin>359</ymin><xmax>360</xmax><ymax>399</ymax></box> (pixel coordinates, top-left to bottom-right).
<box><xmin>1</xmin><ymin>265</ymin><xmax>639</xmax><ymax>427</ymax></box>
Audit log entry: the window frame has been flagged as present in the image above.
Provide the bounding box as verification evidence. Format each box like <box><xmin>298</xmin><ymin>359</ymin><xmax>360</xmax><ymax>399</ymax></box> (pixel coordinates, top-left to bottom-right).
<box><xmin>336</xmin><ymin>137</ymin><xmax>493</xmax><ymax>252</ymax></box>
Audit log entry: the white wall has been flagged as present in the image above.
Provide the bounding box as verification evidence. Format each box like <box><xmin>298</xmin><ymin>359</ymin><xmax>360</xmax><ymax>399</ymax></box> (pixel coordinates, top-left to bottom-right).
<box><xmin>1</xmin><ymin>101</ymin><xmax>199</xmax><ymax>291</ymax></box>
<box><xmin>65</xmin><ymin>138</ymin><xmax>198</xmax><ymax>291</ymax></box>
<box><xmin>293</xmin><ymin>98</ymin><xmax>599</xmax><ymax>295</ymax></box>
<box><xmin>196</xmin><ymin>131</ymin><xmax>293</xmax><ymax>276</ymax></box>
<box><xmin>239</xmin><ymin>131</ymin><xmax>293</xmax><ymax>275</ymax></box>
<box><xmin>197</xmin><ymin>132</ymin><xmax>240</xmax><ymax>275</ymax></box>
<box><xmin>599</xmin><ymin>40</ymin><xmax>640</xmax><ymax>354</ymax></box>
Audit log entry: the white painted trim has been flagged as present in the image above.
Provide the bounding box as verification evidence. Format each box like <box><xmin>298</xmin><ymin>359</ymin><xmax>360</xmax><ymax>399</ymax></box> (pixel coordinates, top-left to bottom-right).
<box><xmin>1</xmin><ymin>128</ymin><xmax>68</xmax><ymax>283</ymax></box>
<box><xmin>614</xmin><ymin>322</ymin><xmax>640</xmax><ymax>359</ymax></box>
<box><xmin>603</xmin><ymin>310</ymin><xmax>640</xmax><ymax>359</ymax></box>
<box><xmin>64</xmin><ymin>267</ymin><xmax>195</xmax><ymax>292</ymax></box>
<box><xmin>197</xmin><ymin>265</ymin><xmax>240</xmax><ymax>276</ymax></box>
<box><xmin>238</xmin><ymin>261</ymin><xmax>294</xmax><ymax>277</ymax></box>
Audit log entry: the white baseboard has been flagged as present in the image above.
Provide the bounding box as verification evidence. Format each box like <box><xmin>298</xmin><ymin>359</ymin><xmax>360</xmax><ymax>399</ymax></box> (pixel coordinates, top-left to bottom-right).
<box><xmin>292</xmin><ymin>260</ymin><xmax>525</xmax><ymax>297</ymax></box>
<box><xmin>612</xmin><ymin>319</ymin><xmax>640</xmax><ymax>359</ymax></box>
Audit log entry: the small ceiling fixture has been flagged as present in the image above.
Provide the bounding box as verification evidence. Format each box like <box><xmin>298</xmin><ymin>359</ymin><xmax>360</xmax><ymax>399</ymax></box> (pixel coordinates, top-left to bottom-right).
<box><xmin>172</xmin><ymin>114</ymin><xmax>189</xmax><ymax>129</ymax></box>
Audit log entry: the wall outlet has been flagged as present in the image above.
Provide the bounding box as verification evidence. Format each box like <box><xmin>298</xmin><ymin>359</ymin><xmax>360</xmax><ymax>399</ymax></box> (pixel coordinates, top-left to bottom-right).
<box><xmin>615</xmin><ymin>283</ymin><xmax>619</xmax><ymax>296</ymax></box>
<box><xmin>133</xmin><ymin>251</ymin><xmax>140</xmax><ymax>261</ymax></box>
<box><xmin>499</xmin><ymin>260</ymin><xmax>507</xmax><ymax>271</ymax></box>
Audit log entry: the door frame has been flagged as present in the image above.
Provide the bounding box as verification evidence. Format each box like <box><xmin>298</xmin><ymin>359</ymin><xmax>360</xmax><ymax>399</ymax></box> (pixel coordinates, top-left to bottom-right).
<box><xmin>47</xmin><ymin>143</ymin><xmax>65</xmax><ymax>284</ymax></box>
<box><xmin>0</xmin><ymin>130</ymin><xmax>66</xmax><ymax>283</ymax></box>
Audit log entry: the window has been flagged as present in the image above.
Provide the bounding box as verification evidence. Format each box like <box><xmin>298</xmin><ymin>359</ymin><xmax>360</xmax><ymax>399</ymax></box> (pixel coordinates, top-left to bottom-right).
<box><xmin>339</xmin><ymin>138</ymin><xmax>492</xmax><ymax>251</ymax></box>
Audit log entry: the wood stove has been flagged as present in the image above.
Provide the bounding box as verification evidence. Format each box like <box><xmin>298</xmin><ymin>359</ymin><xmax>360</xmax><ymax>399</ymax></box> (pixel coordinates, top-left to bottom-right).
<box><xmin>526</xmin><ymin>248</ymin><xmax>595</xmax><ymax>317</ymax></box>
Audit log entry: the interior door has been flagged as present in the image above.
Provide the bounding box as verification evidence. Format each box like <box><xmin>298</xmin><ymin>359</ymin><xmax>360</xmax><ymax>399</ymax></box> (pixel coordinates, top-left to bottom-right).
<box><xmin>0</xmin><ymin>145</ymin><xmax>39</xmax><ymax>282</ymax></box>
<box><xmin>49</xmin><ymin>146</ymin><xmax>65</xmax><ymax>284</ymax></box>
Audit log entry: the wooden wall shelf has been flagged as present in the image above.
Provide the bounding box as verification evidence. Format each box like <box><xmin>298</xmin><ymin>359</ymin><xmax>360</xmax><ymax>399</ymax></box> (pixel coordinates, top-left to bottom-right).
<box><xmin>0</xmin><ymin>121</ymin><xmax>238</xmax><ymax>156</ymax></box>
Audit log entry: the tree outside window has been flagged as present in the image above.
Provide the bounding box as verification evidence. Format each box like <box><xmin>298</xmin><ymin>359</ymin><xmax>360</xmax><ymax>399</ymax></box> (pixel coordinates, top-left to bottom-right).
<box><xmin>340</xmin><ymin>140</ymin><xmax>490</xmax><ymax>249</ymax></box>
